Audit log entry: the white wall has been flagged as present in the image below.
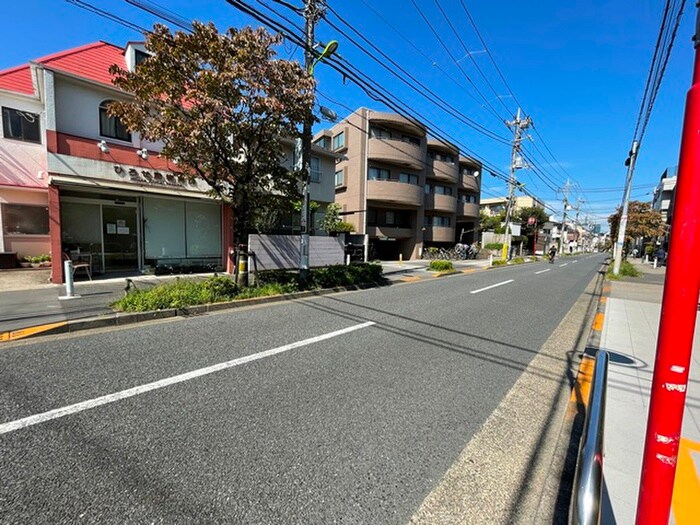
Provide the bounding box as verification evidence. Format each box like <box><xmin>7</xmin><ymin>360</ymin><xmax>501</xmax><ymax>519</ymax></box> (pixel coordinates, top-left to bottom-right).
<box><xmin>53</xmin><ymin>75</ymin><xmax>162</xmax><ymax>151</ymax></box>
<box><xmin>0</xmin><ymin>90</ymin><xmax>48</xmax><ymax>185</ymax></box>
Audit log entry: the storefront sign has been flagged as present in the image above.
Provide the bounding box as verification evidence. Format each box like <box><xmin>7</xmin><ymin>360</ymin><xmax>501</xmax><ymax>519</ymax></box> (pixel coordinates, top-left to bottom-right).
<box><xmin>113</xmin><ymin>165</ymin><xmax>192</xmax><ymax>188</ymax></box>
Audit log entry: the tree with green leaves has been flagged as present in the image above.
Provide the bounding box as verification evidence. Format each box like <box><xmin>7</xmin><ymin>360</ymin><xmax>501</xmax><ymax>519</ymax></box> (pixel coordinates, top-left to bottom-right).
<box><xmin>480</xmin><ymin>211</ymin><xmax>505</xmax><ymax>233</ymax></box>
<box><xmin>109</xmin><ymin>22</ymin><xmax>315</xmax><ymax>244</ymax></box>
<box><xmin>319</xmin><ymin>203</ymin><xmax>354</xmax><ymax>235</ymax></box>
<box><xmin>608</xmin><ymin>201</ymin><xmax>665</xmax><ymax>245</ymax></box>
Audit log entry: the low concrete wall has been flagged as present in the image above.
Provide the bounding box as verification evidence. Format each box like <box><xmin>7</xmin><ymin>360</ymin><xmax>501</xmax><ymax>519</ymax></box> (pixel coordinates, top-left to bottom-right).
<box><xmin>248</xmin><ymin>234</ymin><xmax>345</xmax><ymax>271</ymax></box>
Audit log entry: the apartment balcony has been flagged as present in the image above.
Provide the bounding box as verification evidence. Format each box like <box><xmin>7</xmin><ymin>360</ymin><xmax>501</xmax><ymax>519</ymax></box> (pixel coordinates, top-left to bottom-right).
<box><xmin>460</xmin><ymin>174</ymin><xmax>479</xmax><ymax>192</ymax></box>
<box><xmin>367</xmin><ymin>225</ymin><xmax>414</xmax><ymax>239</ymax></box>
<box><xmin>424</xmin><ymin>193</ymin><xmax>457</xmax><ymax>213</ymax></box>
<box><xmin>423</xmin><ymin>226</ymin><xmax>455</xmax><ymax>243</ymax></box>
<box><xmin>457</xmin><ymin>201</ymin><xmax>480</xmax><ymax>219</ymax></box>
<box><xmin>368</xmin><ymin>137</ymin><xmax>423</xmax><ymax>171</ymax></box>
<box><xmin>367</xmin><ymin>180</ymin><xmax>422</xmax><ymax>207</ymax></box>
<box><xmin>428</xmin><ymin>159</ymin><xmax>459</xmax><ymax>183</ymax></box>
<box><xmin>369</xmin><ymin>111</ymin><xmax>426</xmax><ymax>136</ymax></box>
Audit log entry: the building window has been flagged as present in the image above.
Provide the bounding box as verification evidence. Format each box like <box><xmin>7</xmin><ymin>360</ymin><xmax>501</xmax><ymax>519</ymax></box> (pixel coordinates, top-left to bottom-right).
<box><xmin>460</xmin><ymin>193</ymin><xmax>477</xmax><ymax>203</ymax></box>
<box><xmin>425</xmin><ymin>183</ymin><xmax>453</xmax><ymax>195</ymax></box>
<box><xmin>134</xmin><ymin>49</ymin><xmax>150</xmax><ymax>66</ymax></box>
<box><xmin>402</xmin><ymin>134</ymin><xmax>420</xmax><ymax>145</ymax></box>
<box><xmin>314</xmin><ymin>136</ymin><xmax>331</xmax><ymax>149</ymax></box>
<box><xmin>310</xmin><ymin>156</ymin><xmax>321</xmax><ymax>183</ymax></box>
<box><xmin>385</xmin><ymin>211</ymin><xmax>395</xmax><ymax>225</ymax></box>
<box><xmin>367</xmin><ymin>208</ymin><xmax>377</xmax><ymax>226</ymax></box>
<box><xmin>2</xmin><ymin>107</ymin><xmax>41</xmax><ymax>143</ymax></box>
<box><xmin>424</xmin><ymin>215</ymin><xmax>451</xmax><ymax>227</ymax></box>
<box><xmin>1</xmin><ymin>204</ymin><xmax>49</xmax><ymax>235</ymax></box>
<box><xmin>99</xmin><ymin>101</ymin><xmax>131</xmax><ymax>141</ymax></box>
<box><xmin>399</xmin><ymin>173</ymin><xmax>418</xmax><ymax>185</ymax></box>
<box><xmin>335</xmin><ymin>170</ymin><xmax>344</xmax><ymax>186</ymax></box>
<box><xmin>370</xmin><ymin>126</ymin><xmax>392</xmax><ymax>139</ymax></box>
<box><xmin>368</xmin><ymin>167</ymin><xmax>390</xmax><ymax>180</ymax></box>
<box><xmin>332</xmin><ymin>131</ymin><xmax>345</xmax><ymax>150</ymax></box>
<box><xmin>429</xmin><ymin>151</ymin><xmax>455</xmax><ymax>163</ymax></box>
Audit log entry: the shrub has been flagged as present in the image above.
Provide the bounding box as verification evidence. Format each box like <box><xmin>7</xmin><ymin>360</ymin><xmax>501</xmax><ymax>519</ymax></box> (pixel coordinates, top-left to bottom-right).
<box><xmin>112</xmin><ymin>276</ymin><xmax>238</xmax><ymax>312</ymax></box>
<box><xmin>111</xmin><ymin>264</ymin><xmax>385</xmax><ymax>312</ymax></box>
<box><xmin>236</xmin><ymin>282</ymin><xmax>297</xmax><ymax>299</ymax></box>
<box><xmin>311</xmin><ymin>262</ymin><xmax>383</xmax><ymax>288</ymax></box>
<box><xmin>512</xmin><ymin>257</ymin><xmax>526</xmax><ymax>264</ymax></box>
<box><xmin>492</xmin><ymin>259</ymin><xmax>507</xmax><ymax>266</ymax></box>
<box><xmin>256</xmin><ymin>269</ymin><xmax>302</xmax><ymax>289</ymax></box>
<box><xmin>429</xmin><ymin>260</ymin><xmax>453</xmax><ymax>272</ymax></box>
<box><xmin>485</xmin><ymin>243</ymin><xmax>503</xmax><ymax>251</ymax></box>
<box><xmin>607</xmin><ymin>261</ymin><xmax>641</xmax><ymax>280</ymax></box>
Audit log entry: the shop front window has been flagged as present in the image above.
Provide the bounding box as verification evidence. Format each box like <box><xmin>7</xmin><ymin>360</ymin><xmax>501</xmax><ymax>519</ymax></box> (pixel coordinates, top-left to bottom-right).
<box><xmin>2</xmin><ymin>204</ymin><xmax>49</xmax><ymax>235</ymax></box>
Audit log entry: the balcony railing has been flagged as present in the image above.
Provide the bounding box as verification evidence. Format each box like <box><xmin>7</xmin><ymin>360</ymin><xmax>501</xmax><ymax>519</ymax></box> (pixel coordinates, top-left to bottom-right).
<box><xmin>368</xmin><ymin>137</ymin><xmax>423</xmax><ymax>171</ymax></box>
<box><xmin>424</xmin><ymin>193</ymin><xmax>457</xmax><ymax>213</ymax></box>
<box><xmin>367</xmin><ymin>179</ymin><xmax>422</xmax><ymax>207</ymax></box>
<box><xmin>428</xmin><ymin>159</ymin><xmax>459</xmax><ymax>183</ymax></box>
<box><xmin>456</xmin><ymin>201</ymin><xmax>480</xmax><ymax>218</ymax></box>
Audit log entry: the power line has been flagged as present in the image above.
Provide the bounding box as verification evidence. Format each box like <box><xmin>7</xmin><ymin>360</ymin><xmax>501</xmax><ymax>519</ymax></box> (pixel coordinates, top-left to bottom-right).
<box><xmin>408</xmin><ymin>0</ymin><xmax>505</xmax><ymax>122</ymax></box>
<box><xmin>226</xmin><ymin>1</ymin><xmax>517</xmax><ymax>182</ymax></box>
<box><xmin>66</xmin><ymin>0</ymin><xmax>149</xmax><ymax>33</ymax></box>
<box><xmin>633</xmin><ymin>0</ymin><xmax>687</xmax><ymax>146</ymax></box>
<box><xmin>430</xmin><ymin>0</ymin><xmax>511</xmax><ymax>117</ymax></box>
<box><xmin>320</xmin><ymin>3</ymin><xmax>513</xmax><ymax>145</ymax></box>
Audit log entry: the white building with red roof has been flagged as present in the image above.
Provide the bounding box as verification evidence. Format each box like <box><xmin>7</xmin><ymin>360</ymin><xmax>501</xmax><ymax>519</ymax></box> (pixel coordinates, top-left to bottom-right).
<box><xmin>0</xmin><ymin>41</ymin><xmax>234</xmax><ymax>282</ymax></box>
<box><xmin>0</xmin><ymin>40</ymin><xmax>340</xmax><ymax>283</ymax></box>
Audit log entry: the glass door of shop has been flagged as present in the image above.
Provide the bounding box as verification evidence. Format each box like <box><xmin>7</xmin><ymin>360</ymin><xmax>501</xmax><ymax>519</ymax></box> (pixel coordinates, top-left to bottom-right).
<box><xmin>102</xmin><ymin>205</ymin><xmax>138</xmax><ymax>273</ymax></box>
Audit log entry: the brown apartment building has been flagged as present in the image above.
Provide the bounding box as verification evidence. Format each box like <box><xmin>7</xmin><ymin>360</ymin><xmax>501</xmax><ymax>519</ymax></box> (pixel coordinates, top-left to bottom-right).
<box><xmin>315</xmin><ymin>108</ymin><xmax>481</xmax><ymax>260</ymax></box>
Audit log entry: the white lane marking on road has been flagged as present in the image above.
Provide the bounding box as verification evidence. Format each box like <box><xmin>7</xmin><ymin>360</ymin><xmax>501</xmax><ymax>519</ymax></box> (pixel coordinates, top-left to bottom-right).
<box><xmin>0</xmin><ymin>321</ymin><xmax>375</xmax><ymax>435</ymax></box>
<box><xmin>559</xmin><ymin>263</ymin><xmax>568</xmax><ymax>267</ymax></box>
<box><xmin>572</xmin><ymin>260</ymin><xmax>578</xmax><ymax>264</ymax></box>
<box><xmin>535</xmin><ymin>269</ymin><xmax>551</xmax><ymax>275</ymax></box>
<box><xmin>470</xmin><ymin>280</ymin><xmax>514</xmax><ymax>294</ymax></box>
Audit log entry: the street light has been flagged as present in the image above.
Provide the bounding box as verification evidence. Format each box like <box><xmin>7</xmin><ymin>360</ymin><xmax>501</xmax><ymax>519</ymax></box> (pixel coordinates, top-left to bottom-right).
<box><xmin>309</xmin><ymin>40</ymin><xmax>338</xmax><ymax>75</ymax></box>
<box><xmin>299</xmin><ymin>36</ymin><xmax>338</xmax><ymax>279</ymax></box>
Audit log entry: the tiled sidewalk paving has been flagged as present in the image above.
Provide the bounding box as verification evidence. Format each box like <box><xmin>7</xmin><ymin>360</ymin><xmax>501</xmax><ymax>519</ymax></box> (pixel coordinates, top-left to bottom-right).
<box><xmin>601</xmin><ymin>275</ymin><xmax>700</xmax><ymax>524</ymax></box>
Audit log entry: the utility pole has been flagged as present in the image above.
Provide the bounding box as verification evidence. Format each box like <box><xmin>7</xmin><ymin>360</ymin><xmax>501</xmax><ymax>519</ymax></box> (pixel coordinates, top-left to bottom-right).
<box><xmin>612</xmin><ymin>140</ymin><xmax>639</xmax><ymax>275</ymax></box>
<box><xmin>558</xmin><ymin>179</ymin><xmax>570</xmax><ymax>254</ymax></box>
<box><xmin>299</xmin><ymin>0</ymin><xmax>326</xmax><ymax>279</ymax></box>
<box><xmin>502</xmin><ymin>108</ymin><xmax>531</xmax><ymax>259</ymax></box>
<box><xmin>636</xmin><ymin>6</ymin><xmax>700</xmax><ymax>522</ymax></box>
<box><xmin>572</xmin><ymin>198</ymin><xmax>584</xmax><ymax>253</ymax></box>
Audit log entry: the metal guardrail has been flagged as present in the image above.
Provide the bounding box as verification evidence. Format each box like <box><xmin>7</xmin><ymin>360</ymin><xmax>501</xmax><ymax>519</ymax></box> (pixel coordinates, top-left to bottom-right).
<box><xmin>572</xmin><ymin>350</ymin><xmax>609</xmax><ymax>525</ymax></box>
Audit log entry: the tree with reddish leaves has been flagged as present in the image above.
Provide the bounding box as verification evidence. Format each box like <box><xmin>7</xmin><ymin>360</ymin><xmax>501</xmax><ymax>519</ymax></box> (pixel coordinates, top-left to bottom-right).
<box><xmin>608</xmin><ymin>200</ymin><xmax>665</xmax><ymax>246</ymax></box>
<box><xmin>109</xmin><ymin>22</ymin><xmax>315</xmax><ymax>244</ymax></box>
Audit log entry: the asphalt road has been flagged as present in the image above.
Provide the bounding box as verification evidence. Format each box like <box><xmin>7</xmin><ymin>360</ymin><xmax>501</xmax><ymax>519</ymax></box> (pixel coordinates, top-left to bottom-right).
<box><xmin>0</xmin><ymin>254</ymin><xmax>606</xmax><ymax>524</ymax></box>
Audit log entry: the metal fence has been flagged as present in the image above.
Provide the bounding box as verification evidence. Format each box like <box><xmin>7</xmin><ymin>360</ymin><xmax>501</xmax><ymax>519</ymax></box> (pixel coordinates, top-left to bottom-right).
<box><xmin>572</xmin><ymin>350</ymin><xmax>609</xmax><ymax>525</ymax></box>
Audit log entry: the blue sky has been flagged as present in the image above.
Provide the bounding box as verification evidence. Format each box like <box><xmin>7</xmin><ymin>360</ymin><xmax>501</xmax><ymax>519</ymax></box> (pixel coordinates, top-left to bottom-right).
<box><xmin>1</xmin><ymin>1</ymin><xmax>694</xmax><ymax>229</ymax></box>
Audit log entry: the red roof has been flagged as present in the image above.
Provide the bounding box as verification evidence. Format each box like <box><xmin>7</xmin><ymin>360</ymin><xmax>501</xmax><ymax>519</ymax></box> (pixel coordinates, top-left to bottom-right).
<box><xmin>0</xmin><ymin>41</ymin><xmax>127</xmax><ymax>96</ymax></box>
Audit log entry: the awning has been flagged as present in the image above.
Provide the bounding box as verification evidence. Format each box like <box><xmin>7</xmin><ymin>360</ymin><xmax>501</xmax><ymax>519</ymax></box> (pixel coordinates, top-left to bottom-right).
<box><xmin>48</xmin><ymin>174</ymin><xmax>217</xmax><ymax>200</ymax></box>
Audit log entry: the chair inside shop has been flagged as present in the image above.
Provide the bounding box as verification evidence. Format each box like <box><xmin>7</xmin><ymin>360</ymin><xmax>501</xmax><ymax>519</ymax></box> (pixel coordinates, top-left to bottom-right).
<box><xmin>61</xmin><ymin>251</ymin><xmax>92</xmax><ymax>281</ymax></box>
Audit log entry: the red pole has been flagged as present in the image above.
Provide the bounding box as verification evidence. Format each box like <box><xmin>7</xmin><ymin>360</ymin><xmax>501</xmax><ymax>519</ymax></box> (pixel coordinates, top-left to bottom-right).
<box><xmin>636</xmin><ymin>9</ymin><xmax>700</xmax><ymax>524</ymax></box>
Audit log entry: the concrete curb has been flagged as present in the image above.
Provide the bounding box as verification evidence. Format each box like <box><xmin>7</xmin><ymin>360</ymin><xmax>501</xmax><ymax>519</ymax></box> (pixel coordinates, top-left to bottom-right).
<box><xmin>0</xmin><ymin>281</ymin><xmax>388</xmax><ymax>343</ymax></box>
<box><xmin>541</xmin><ymin>258</ymin><xmax>610</xmax><ymax>520</ymax></box>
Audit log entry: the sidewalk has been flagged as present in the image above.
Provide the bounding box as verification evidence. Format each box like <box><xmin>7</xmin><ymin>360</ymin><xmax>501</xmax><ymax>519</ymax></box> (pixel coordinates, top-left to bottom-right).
<box><xmin>600</xmin><ymin>260</ymin><xmax>700</xmax><ymax>524</ymax></box>
<box><xmin>0</xmin><ymin>258</ymin><xmax>493</xmax><ymax>336</ymax></box>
